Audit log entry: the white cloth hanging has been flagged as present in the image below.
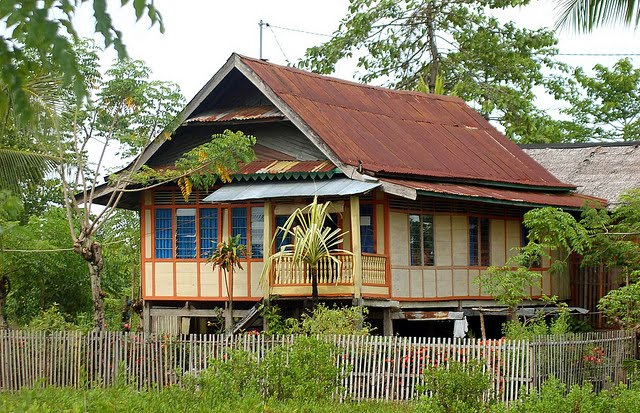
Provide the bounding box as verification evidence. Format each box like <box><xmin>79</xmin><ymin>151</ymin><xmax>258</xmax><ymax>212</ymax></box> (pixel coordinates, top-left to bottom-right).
<box><xmin>453</xmin><ymin>316</ymin><xmax>468</xmax><ymax>338</ymax></box>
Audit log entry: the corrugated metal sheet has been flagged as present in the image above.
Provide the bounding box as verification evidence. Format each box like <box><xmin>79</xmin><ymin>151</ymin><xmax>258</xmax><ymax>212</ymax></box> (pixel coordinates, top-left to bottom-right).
<box><xmin>204</xmin><ymin>177</ymin><xmax>380</xmax><ymax>202</ymax></box>
<box><xmin>185</xmin><ymin>105</ymin><xmax>284</xmax><ymax>124</ymax></box>
<box><xmin>240</xmin><ymin>56</ymin><xmax>573</xmax><ymax>190</ymax></box>
<box><xmin>238</xmin><ymin>160</ymin><xmax>335</xmax><ymax>175</ymax></box>
<box><xmin>382</xmin><ymin>178</ymin><xmax>605</xmax><ymax>209</ymax></box>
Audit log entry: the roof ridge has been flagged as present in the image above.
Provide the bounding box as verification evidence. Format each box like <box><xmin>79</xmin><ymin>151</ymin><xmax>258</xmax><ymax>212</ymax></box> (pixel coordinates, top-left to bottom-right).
<box><xmin>236</xmin><ymin>54</ymin><xmax>466</xmax><ymax>104</ymax></box>
<box><xmin>521</xmin><ymin>141</ymin><xmax>640</xmax><ymax>149</ymax></box>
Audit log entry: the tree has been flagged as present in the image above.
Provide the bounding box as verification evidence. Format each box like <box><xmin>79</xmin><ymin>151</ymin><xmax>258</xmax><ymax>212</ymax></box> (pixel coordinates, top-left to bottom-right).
<box><xmin>300</xmin><ymin>0</ymin><xmax>566</xmax><ymax>142</ymax></box>
<box><xmin>0</xmin><ymin>190</ymin><xmax>23</xmax><ymax>329</ymax></box>
<box><xmin>0</xmin><ymin>0</ymin><xmax>163</xmax><ymax>123</ymax></box>
<box><xmin>262</xmin><ymin>197</ymin><xmax>350</xmax><ymax>306</ymax></box>
<box><xmin>554</xmin><ymin>59</ymin><xmax>640</xmax><ymax>142</ymax></box>
<box><xmin>501</xmin><ymin>194</ymin><xmax>640</xmax><ymax>331</ymax></box>
<box><xmin>209</xmin><ymin>234</ymin><xmax>246</xmax><ymax>335</ymax></box>
<box><xmin>554</xmin><ymin>0</ymin><xmax>640</xmax><ymax>32</ymax></box>
<box><xmin>52</xmin><ymin>48</ymin><xmax>256</xmax><ymax>330</ymax></box>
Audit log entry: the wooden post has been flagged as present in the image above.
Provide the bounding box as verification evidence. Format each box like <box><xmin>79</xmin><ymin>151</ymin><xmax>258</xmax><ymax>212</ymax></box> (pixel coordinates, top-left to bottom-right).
<box><xmin>143</xmin><ymin>300</ymin><xmax>151</xmax><ymax>333</ymax></box>
<box><xmin>263</xmin><ymin>200</ymin><xmax>273</xmax><ymax>299</ymax></box>
<box><xmin>350</xmin><ymin>196</ymin><xmax>362</xmax><ymax>300</ymax></box>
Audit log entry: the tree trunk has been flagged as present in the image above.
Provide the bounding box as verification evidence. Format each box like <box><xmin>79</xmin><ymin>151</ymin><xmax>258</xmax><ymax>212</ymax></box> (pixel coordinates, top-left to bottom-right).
<box><xmin>224</xmin><ymin>268</ymin><xmax>234</xmax><ymax>335</ymax></box>
<box><xmin>311</xmin><ymin>267</ymin><xmax>319</xmax><ymax>307</ymax></box>
<box><xmin>88</xmin><ymin>262</ymin><xmax>105</xmax><ymax>331</ymax></box>
<box><xmin>426</xmin><ymin>3</ymin><xmax>439</xmax><ymax>93</ymax></box>
<box><xmin>0</xmin><ymin>296</ymin><xmax>6</xmax><ymax>330</ymax></box>
<box><xmin>479</xmin><ymin>310</ymin><xmax>487</xmax><ymax>340</ymax></box>
<box><xmin>74</xmin><ymin>236</ymin><xmax>105</xmax><ymax>331</ymax></box>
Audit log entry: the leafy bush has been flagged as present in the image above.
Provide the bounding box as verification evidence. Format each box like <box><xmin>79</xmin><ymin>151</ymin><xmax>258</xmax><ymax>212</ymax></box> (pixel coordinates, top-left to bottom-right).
<box><xmin>264</xmin><ymin>303</ymin><xmax>371</xmax><ymax>335</ymax></box>
<box><xmin>197</xmin><ymin>349</ymin><xmax>261</xmax><ymax>402</ymax></box>
<box><xmin>27</xmin><ymin>303</ymin><xmax>78</xmax><ymax>332</ymax></box>
<box><xmin>260</xmin><ymin>335</ymin><xmax>342</xmax><ymax>401</ymax></box>
<box><xmin>417</xmin><ymin>360</ymin><xmax>492</xmax><ymax>413</ymax></box>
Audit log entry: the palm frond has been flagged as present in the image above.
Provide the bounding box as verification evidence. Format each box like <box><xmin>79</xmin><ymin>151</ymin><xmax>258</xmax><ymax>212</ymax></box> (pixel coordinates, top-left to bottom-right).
<box><xmin>555</xmin><ymin>0</ymin><xmax>640</xmax><ymax>32</ymax></box>
<box><xmin>0</xmin><ymin>148</ymin><xmax>59</xmax><ymax>193</ymax></box>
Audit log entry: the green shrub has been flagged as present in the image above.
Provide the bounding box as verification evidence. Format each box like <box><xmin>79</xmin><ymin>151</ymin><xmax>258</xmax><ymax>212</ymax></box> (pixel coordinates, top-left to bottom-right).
<box><xmin>264</xmin><ymin>303</ymin><xmax>371</xmax><ymax>336</ymax></box>
<box><xmin>197</xmin><ymin>348</ymin><xmax>261</xmax><ymax>402</ymax></box>
<box><xmin>27</xmin><ymin>303</ymin><xmax>78</xmax><ymax>332</ymax></box>
<box><xmin>418</xmin><ymin>360</ymin><xmax>492</xmax><ymax>413</ymax></box>
<box><xmin>260</xmin><ymin>335</ymin><xmax>343</xmax><ymax>401</ymax></box>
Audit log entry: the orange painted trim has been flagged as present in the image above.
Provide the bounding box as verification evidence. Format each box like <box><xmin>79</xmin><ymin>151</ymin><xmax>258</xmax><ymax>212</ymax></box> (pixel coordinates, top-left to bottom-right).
<box><xmin>146</xmin><ymin>296</ymin><xmax>262</xmax><ymax>302</ymax></box>
<box><xmin>392</xmin><ymin>295</ymin><xmax>546</xmax><ymax>302</ymax></box>
<box><xmin>362</xmin><ymin>293</ymin><xmax>391</xmax><ymax>299</ymax></box>
<box><xmin>271</xmin><ymin>282</ymin><xmax>355</xmax><ymax>287</ymax></box>
<box><xmin>383</xmin><ymin>195</ymin><xmax>392</xmax><ymax>291</ymax></box>
<box><xmin>140</xmin><ymin>200</ymin><xmax>146</xmax><ymax>299</ymax></box>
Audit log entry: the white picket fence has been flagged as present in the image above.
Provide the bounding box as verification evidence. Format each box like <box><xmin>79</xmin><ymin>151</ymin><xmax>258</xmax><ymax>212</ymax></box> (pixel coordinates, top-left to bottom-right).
<box><xmin>0</xmin><ymin>330</ymin><xmax>635</xmax><ymax>402</ymax></box>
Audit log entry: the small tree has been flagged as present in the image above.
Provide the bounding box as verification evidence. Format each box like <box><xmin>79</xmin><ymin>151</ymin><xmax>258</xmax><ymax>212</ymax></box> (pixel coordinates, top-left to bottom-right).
<box><xmin>209</xmin><ymin>234</ymin><xmax>246</xmax><ymax>335</ymax></box>
<box><xmin>262</xmin><ymin>197</ymin><xmax>350</xmax><ymax>307</ymax></box>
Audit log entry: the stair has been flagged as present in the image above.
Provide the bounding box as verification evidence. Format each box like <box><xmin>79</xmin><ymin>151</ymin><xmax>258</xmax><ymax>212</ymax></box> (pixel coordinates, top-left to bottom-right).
<box><xmin>232</xmin><ymin>300</ymin><xmax>262</xmax><ymax>335</ymax></box>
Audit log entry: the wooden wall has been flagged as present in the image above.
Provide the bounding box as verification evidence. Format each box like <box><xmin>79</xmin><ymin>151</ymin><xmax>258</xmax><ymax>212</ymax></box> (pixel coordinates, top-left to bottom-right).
<box><xmin>388</xmin><ymin>209</ymin><xmax>570</xmax><ymax>301</ymax></box>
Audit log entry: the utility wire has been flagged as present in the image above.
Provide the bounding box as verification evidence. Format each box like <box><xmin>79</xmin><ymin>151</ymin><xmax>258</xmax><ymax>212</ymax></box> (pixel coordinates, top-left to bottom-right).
<box><xmin>267</xmin><ymin>23</ymin><xmax>640</xmax><ymax>58</ymax></box>
<box><xmin>266</xmin><ymin>23</ymin><xmax>291</xmax><ymax>65</ymax></box>
<box><xmin>267</xmin><ymin>24</ymin><xmax>332</xmax><ymax>38</ymax></box>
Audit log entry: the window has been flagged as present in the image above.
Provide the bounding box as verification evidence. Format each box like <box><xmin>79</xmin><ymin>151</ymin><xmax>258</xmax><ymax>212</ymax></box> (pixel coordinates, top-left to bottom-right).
<box><xmin>469</xmin><ymin>217</ymin><xmax>490</xmax><ymax>266</ymax></box>
<box><xmin>232</xmin><ymin>207</ymin><xmax>248</xmax><ymax>247</ymax></box>
<box><xmin>360</xmin><ymin>204</ymin><xmax>375</xmax><ymax>253</ymax></box>
<box><xmin>521</xmin><ymin>221</ymin><xmax>541</xmax><ymax>267</ymax></box>
<box><xmin>200</xmin><ymin>208</ymin><xmax>218</xmax><ymax>258</ymax></box>
<box><xmin>251</xmin><ymin>207</ymin><xmax>264</xmax><ymax>258</ymax></box>
<box><xmin>275</xmin><ymin>215</ymin><xmax>293</xmax><ymax>250</ymax></box>
<box><xmin>154</xmin><ymin>209</ymin><xmax>173</xmax><ymax>258</ymax></box>
<box><xmin>176</xmin><ymin>208</ymin><xmax>196</xmax><ymax>258</ymax></box>
<box><xmin>409</xmin><ymin>214</ymin><xmax>434</xmax><ymax>266</ymax></box>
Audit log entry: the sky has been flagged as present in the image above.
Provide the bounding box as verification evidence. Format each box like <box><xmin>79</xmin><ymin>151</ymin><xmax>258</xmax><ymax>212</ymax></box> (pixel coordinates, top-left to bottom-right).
<box><xmin>74</xmin><ymin>0</ymin><xmax>640</xmax><ymax>102</ymax></box>
<box><xmin>71</xmin><ymin>0</ymin><xmax>640</xmax><ymax>172</ymax></box>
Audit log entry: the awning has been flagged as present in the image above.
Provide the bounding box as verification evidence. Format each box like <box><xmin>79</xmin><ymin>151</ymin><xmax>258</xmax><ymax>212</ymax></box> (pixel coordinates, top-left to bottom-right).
<box><xmin>203</xmin><ymin>177</ymin><xmax>380</xmax><ymax>202</ymax></box>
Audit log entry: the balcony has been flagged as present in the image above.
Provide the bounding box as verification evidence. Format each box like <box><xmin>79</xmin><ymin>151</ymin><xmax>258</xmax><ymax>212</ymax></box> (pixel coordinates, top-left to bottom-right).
<box><xmin>270</xmin><ymin>253</ymin><xmax>388</xmax><ymax>297</ymax></box>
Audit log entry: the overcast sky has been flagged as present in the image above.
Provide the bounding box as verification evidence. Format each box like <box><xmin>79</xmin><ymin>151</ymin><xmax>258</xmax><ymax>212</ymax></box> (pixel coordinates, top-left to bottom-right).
<box><xmin>74</xmin><ymin>0</ymin><xmax>640</xmax><ymax>102</ymax></box>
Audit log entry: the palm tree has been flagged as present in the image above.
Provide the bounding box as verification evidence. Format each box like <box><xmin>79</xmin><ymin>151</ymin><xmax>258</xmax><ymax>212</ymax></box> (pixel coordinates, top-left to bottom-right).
<box><xmin>555</xmin><ymin>0</ymin><xmax>640</xmax><ymax>32</ymax></box>
<box><xmin>262</xmin><ymin>197</ymin><xmax>351</xmax><ymax>306</ymax></box>
<box><xmin>209</xmin><ymin>234</ymin><xmax>246</xmax><ymax>335</ymax></box>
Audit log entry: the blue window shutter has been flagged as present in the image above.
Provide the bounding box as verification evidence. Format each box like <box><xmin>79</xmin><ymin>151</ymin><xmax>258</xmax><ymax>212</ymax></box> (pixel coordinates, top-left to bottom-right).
<box><xmin>232</xmin><ymin>208</ymin><xmax>248</xmax><ymax>247</ymax></box>
<box><xmin>200</xmin><ymin>208</ymin><xmax>218</xmax><ymax>258</ymax></box>
<box><xmin>155</xmin><ymin>209</ymin><xmax>173</xmax><ymax>258</ymax></box>
<box><xmin>360</xmin><ymin>204</ymin><xmax>374</xmax><ymax>253</ymax></box>
<box><xmin>275</xmin><ymin>215</ymin><xmax>293</xmax><ymax>250</ymax></box>
<box><xmin>176</xmin><ymin>208</ymin><xmax>196</xmax><ymax>259</ymax></box>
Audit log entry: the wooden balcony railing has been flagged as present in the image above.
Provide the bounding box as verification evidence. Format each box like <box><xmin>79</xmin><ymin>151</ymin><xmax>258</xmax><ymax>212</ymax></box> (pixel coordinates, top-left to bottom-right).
<box><xmin>272</xmin><ymin>254</ymin><xmax>354</xmax><ymax>285</ymax></box>
<box><xmin>271</xmin><ymin>253</ymin><xmax>387</xmax><ymax>287</ymax></box>
<box><xmin>362</xmin><ymin>254</ymin><xmax>387</xmax><ymax>285</ymax></box>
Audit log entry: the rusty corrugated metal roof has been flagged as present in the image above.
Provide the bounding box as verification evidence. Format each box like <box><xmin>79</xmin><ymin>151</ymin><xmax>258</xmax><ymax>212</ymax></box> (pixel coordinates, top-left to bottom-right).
<box><xmin>239</xmin><ymin>56</ymin><xmax>573</xmax><ymax>190</ymax></box>
<box><xmin>185</xmin><ymin>105</ymin><xmax>284</xmax><ymax>124</ymax></box>
<box><xmin>382</xmin><ymin>178</ymin><xmax>605</xmax><ymax>209</ymax></box>
<box><xmin>238</xmin><ymin>160</ymin><xmax>335</xmax><ymax>175</ymax></box>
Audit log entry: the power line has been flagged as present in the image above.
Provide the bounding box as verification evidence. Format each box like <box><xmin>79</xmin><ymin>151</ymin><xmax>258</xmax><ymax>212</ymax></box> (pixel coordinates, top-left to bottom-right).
<box><xmin>266</xmin><ymin>23</ymin><xmax>291</xmax><ymax>65</ymax></box>
<box><xmin>558</xmin><ymin>53</ymin><xmax>640</xmax><ymax>56</ymax></box>
<box><xmin>267</xmin><ymin>24</ymin><xmax>332</xmax><ymax>38</ymax></box>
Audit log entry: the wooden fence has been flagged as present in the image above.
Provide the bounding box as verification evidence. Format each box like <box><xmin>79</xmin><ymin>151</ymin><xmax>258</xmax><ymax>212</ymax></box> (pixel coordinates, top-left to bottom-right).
<box><xmin>0</xmin><ymin>330</ymin><xmax>635</xmax><ymax>402</ymax></box>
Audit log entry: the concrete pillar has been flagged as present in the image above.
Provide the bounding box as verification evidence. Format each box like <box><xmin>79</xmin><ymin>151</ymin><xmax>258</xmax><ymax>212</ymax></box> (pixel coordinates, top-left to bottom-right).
<box><xmin>383</xmin><ymin>308</ymin><xmax>394</xmax><ymax>336</ymax></box>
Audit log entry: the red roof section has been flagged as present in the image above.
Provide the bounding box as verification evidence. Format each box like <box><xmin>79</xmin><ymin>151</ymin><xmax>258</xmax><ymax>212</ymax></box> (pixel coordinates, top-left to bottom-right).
<box><xmin>382</xmin><ymin>178</ymin><xmax>605</xmax><ymax>209</ymax></box>
<box><xmin>240</xmin><ymin>56</ymin><xmax>573</xmax><ymax>190</ymax></box>
<box><xmin>184</xmin><ymin>105</ymin><xmax>284</xmax><ymax>124</ymax></box>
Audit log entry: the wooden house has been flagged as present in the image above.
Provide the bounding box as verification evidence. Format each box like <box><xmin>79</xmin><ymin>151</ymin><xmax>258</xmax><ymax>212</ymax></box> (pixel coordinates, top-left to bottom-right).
<box><xmin>94</xmin><ymin>54</ymin><xmax>602</xmax><ymax>335</ymax></box>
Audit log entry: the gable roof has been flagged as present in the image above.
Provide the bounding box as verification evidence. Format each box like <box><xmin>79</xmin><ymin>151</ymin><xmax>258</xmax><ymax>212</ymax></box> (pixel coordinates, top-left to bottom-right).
<box><xmin>236</xmin><ymin>55</ymin><xmax>572</xmax><ymax>190</ymax></box>
<box><xmin>94</xmin><ymin>53</ymin><xmax>601</xmax><ymax>210</ymax></box>
<box><xmin>522</xmin><ymin>141</ymin><xmax>640</xmax><ymax>207</ymax></box>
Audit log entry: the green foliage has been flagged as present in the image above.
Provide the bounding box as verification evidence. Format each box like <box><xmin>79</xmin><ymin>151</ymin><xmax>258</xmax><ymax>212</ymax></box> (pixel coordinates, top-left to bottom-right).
<box><xmin>301</xmin><ymin>0</ymin><xmax>568</xmax><ymax>142</ymax></box>
<box><xmin>502</xmin><ymin>300</ymin><xmax>572</xmax><ymax>339</ymax></box>
<box><xmin>598</xmin><ymin>282</ymin><xmax>640</xmax><ymax>330</ymax></box>
<box><xmin>260</xmin><ymin>336</ymin><xmax>343</xmax><ymax>402</ymax></box>
<box><xmin>197</xmin><ymin>349</ymin><xmax>261</xmax><ymax>401</ymax></box>
<box><xmin>27</xmin><ymin>303</ymin><xmax>78</xmax><ymax>332</ymax></box>
<box><xmin>555</xmin><ymin>59</ymin><xmax>640</xmax><ymax>142</ymax></box>
<box><xmin>477</xmin><ymin>266</ymin><xmax>542</xmax><ymax>313</ymax></box>
<box><xmin>264</xmin><ymin>304</ymin><xmax>371</xmax><ymax>336</ymax></box>
<box><xmin>0</xmin><ymin>0</ymin><xmax>163</xmax><ymax>122</ymax></box>
<box><xmin>418</xmin><ymin>360</ymin><xmax>492</xmax><ymax>413</ymax></box>
<box><xmin>554</xmin><ymin>0</ymin><xmax>640</xmax><ymax>32</ymax></box>
<box><xmin>262</xmin><ymin>197</ymin><xmax>351</xmax><ymax>302</ymax></box>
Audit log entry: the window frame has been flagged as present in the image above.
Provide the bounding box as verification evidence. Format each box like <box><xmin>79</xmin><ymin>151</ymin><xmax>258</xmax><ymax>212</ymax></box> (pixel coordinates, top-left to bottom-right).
<box><xmin>408</xmin><ymin>213</ymin><xmax>435</xmax><ymax>267</ymax></box>
<box><xmin>469</xmin><ymin>216</ymin><xmax>491</xmax><ymax>267</ymax></box>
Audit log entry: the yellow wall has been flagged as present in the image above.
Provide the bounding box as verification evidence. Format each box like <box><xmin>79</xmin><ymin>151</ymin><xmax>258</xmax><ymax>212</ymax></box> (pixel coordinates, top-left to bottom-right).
<box><xmin>389</xmin><ymin>210</ymin><xmax>570</xmax><ymax>301</ymax></box>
